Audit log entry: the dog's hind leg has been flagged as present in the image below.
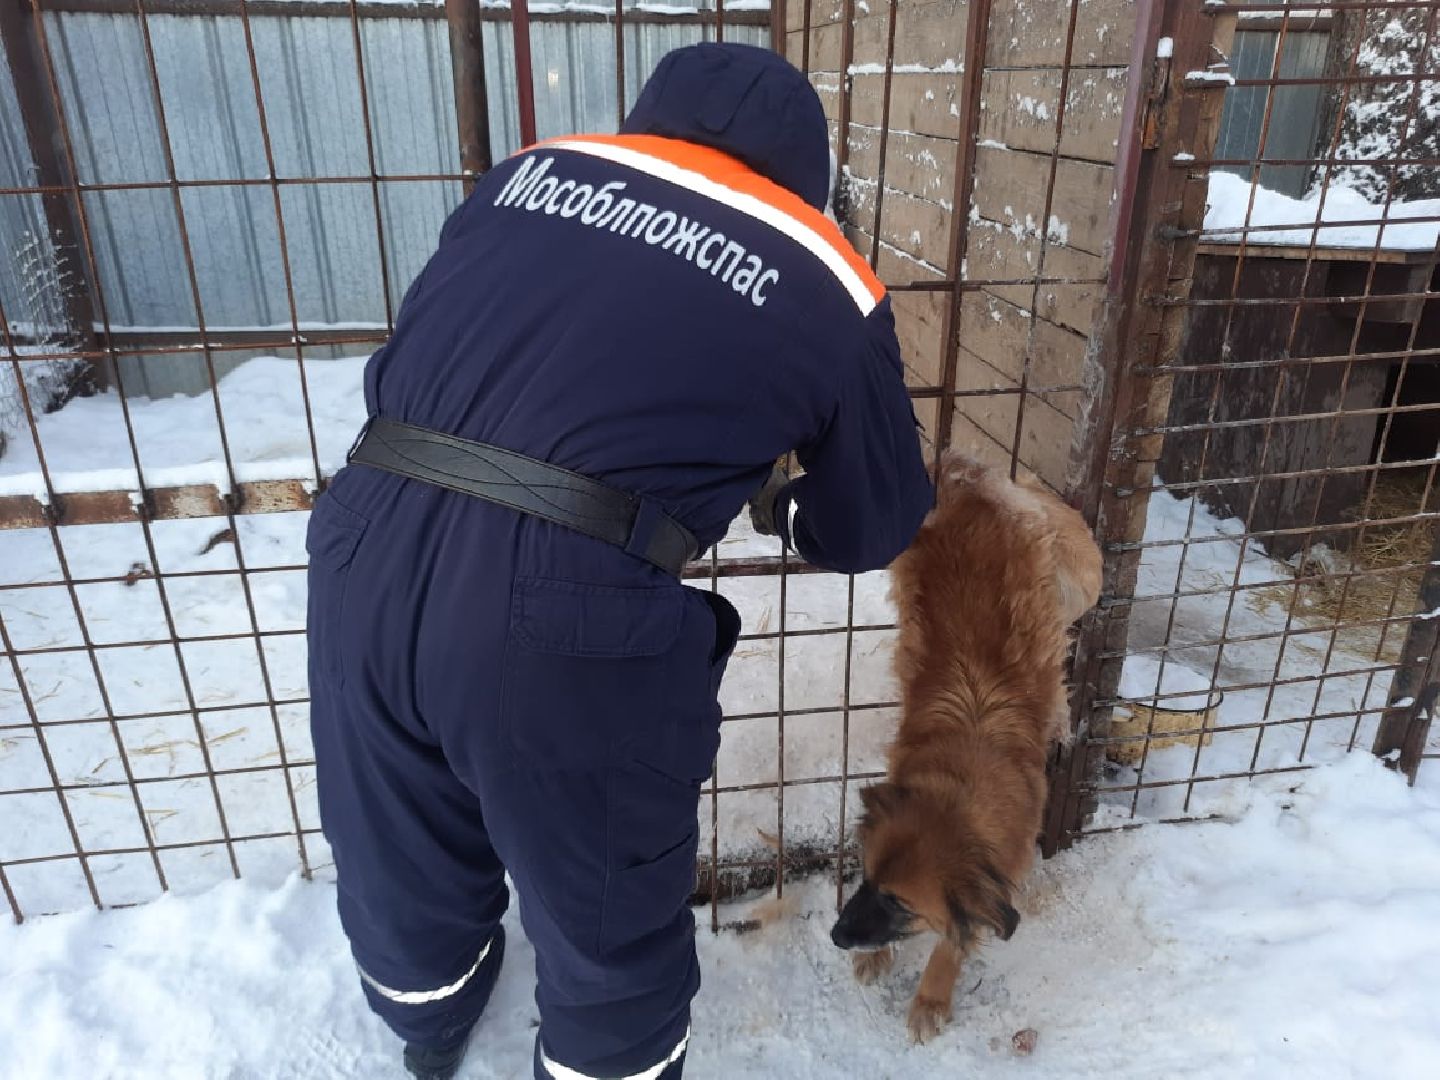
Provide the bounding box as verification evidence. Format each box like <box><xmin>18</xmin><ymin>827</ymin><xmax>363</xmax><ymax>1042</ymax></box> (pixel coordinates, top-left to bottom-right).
<box><xmin>907</xmin><ymin>940</ymin><xmax>961</xmax><ymax>1043</ymax></box>
<box><xmin>851</xmin><ymin>945</ymin><xmax>895</xmax><ymax>985</ymax></box>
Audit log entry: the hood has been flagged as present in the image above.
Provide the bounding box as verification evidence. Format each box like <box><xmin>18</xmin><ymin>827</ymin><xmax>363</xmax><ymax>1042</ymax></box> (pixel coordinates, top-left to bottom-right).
<box><xmin>621</xmin><ymin>43</ymin><xmax>831</xmax><ymax>213</ymax></box>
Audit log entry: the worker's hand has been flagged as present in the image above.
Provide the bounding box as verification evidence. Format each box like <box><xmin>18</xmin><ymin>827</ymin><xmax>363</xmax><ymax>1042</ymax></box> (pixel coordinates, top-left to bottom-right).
<box><xmin>748</xmin><ymin>462</ymin><xmax>790</xmax><ymax>537</ymax></box>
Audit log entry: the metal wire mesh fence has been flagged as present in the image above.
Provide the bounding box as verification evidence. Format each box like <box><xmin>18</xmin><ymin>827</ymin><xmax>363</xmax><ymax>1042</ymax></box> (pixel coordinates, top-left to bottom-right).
<box><xmin>1048</xmin><ymin>0</ymin><xmax>1440</xmax><ymax>845</ymax></box>
<box><xmin>1</xmin><ymin>0</ymin><xmax>1436</xmax><ymax>923</ymax></box>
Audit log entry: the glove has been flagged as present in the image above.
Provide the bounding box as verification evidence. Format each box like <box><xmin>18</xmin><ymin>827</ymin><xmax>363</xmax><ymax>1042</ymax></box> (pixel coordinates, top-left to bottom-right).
<box><xmin>747</xmin><ymin>462</ymin><xmax>791</xmax><ymax>537</ymax></box>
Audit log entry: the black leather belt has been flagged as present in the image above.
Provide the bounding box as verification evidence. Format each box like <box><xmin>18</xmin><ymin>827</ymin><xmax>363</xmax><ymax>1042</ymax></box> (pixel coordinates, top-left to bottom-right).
<box><xmin>347</xmin><ymin>417</ymin><xmax>699</xmax><ymax>577</ymax></box>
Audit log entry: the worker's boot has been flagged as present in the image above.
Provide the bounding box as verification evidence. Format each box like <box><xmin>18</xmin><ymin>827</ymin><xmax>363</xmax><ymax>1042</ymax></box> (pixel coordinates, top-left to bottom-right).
<box><xmin>401</xmin><ymin>926</ymin><xmax>507</xmax><ymax>1079</ymax></box>
<box><xmin>403</xmin><ymin>1036</ymin><xmax>471</xmax><ymax>1080</ymax></box>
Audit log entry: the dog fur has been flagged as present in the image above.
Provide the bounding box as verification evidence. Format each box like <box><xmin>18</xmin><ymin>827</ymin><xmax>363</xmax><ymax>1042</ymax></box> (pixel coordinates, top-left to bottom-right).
<box><xmin>829</xmin><ymin>452</ymin><xmax>1102</xmax><ymax>1043</ymax></box>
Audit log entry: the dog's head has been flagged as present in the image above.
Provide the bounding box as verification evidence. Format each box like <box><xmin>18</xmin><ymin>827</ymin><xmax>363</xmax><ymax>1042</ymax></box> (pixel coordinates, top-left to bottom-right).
<box><xmin>830</xmin><ymin>782</ymin><xmax>1020</xmax><ymax>951</ymax></box>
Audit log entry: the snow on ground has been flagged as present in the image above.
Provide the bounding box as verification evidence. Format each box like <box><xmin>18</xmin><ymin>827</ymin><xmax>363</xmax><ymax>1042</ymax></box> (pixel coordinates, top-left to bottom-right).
<box><xmin>1103</xmin><ymin>484</ymin><xmax>1410</xmax><ymax>823</ymax></box>
<box><xmin>1204</xmin><ymin>171</ymin><xmax>1440</xmax><ymax>250</ymax></box>
<box><xmin>3</xmin><ymin>363</ymin><xmax>1436</xmax><ymax>912</ymax></box>
<box><xmin>5</xmin><ymin>358</ymin><xmax>1440</xmax><ymax>1077</ymax></box>
<box><xmin>3</xmin><ymin>752</ymin><xmax>1438</xmax><ymax>1079</ymax></box>
<box><xmin>0</xmin><ymin>356</ymin><xmax>366</xmax><ymax>498</ymax></box>
<box><xmin>0</xmin><ymin>512</ymin><xmax>900</xmax><ymax>917</ymax></box>
<box><xmin>0</xmin><ymin>406</ymin><xmax>900</xmax><ymax>914</ymax></box>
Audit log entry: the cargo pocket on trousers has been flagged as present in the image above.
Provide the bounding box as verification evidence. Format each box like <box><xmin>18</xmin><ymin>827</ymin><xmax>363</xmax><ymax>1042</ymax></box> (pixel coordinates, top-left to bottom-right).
<box><xmin>305</xmin><ymin>491</ymin><xmax>368</xmax><ymax>688</ymax></box>
<box><xmin>598</xmin><ymin>828</ymin><xmax>700</xmax><ymax>956</ymax></box>
<box><xmin>624</xmin><ymin>587</ymin><xmax>740</xmax><ymax>793</ymax></box>
<box><xmin>501</xmin><ymin>577</ymin><xmax>686</xmax><ymax>770</ymax></box>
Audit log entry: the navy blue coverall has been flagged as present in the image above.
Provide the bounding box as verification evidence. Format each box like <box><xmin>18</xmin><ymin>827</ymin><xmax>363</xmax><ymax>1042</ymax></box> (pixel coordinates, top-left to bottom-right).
<box><xmin>307</xmin><ymin>42</ymin><xmax>933</xmax><ymax>1080</ymax></box>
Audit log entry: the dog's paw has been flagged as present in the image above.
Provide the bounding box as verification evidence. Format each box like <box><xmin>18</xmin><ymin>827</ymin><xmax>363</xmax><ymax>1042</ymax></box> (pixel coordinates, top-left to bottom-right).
<box><xmin>907</xmin><ymin>995</ymin><xmax>952</xmax><ymax>1044</ymax></box>
<box><xmin>851</xmin><ymin>946</ymin><xmax>894</xmax><ymax>985</ymax></box>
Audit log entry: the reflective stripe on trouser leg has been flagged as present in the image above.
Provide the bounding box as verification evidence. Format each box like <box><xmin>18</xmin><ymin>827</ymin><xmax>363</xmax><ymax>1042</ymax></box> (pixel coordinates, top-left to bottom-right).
<box><xmin>540</xmin><ymin>1026</ymin><xmax>690</xmax><ymax>1080</ymax></box>
<box><xmin>357</xmin><ymin>935</ymin><xmax>494</xmax><ymax>1005</ymax></box>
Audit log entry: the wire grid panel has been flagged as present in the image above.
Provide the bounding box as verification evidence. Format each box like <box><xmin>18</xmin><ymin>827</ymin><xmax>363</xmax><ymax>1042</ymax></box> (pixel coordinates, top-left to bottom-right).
<box><xmin>1061</xmin><ymin>0</ymin><xmax>1440</xmax><ymax>840</ymax></box>
<box><xmin>798</xmin><ymin>0</ymin><xmax>1132</xmax><ymax>497</ymax></box>
<box><xmin>18</xmin><ymin>0</ymin><xmax>1423</xmax><ymax>925</ymax></box>
<box><xmin>0</xmin><ymin>0</ymin><xmax>792</xmax><ymax>922</ymax></box>
<box><xmin>743</xmin><ymin>0</ymin><xmax>1140</xmax><ymax>917</ymax></box>
<box><xmin>0</xmin><ymin>0</ymin><xmax>1147</xmax><ymax>921</ymax></box>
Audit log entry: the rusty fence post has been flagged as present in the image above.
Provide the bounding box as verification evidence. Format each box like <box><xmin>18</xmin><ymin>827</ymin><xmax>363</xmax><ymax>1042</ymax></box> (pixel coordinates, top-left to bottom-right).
<box><xmin>445</xmin><ymin>0</ymin><xmax>493</xmax><ymax>195</ymax></box>
<box><xmin>1372</xmin><ymin>522</ymin><xmax>1440</xmax><ymax>780</ymax></box>
<box><xmin>931</xmin><ymin>0</ymin><xmax>993</xmax><ymax>469</ymax></box>
<box><xmin>0</xmin><ymin>0</ymin><xmax>106</xmax><ymax>388</ymax></box>
<box><xmin>511</xmin><ymin>0</ymin><xmax>538</xmax><ymax>147</ymax></box>
<box><xmin>770</xmin><ymin>0</ymin><xmax>785</xmax><ymax>47</ymax></box>
<box><xmin>1042</xmin><ymin>0</ymin><xmax>1239</xmax><ymax>856</ymax></box>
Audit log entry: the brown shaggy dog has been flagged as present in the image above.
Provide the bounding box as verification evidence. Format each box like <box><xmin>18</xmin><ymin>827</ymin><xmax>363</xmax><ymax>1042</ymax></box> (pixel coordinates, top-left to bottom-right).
<box><xmin>829</xmin><ymin>452</ymin><xmax>1102</xmax><ymax>1043</ymax></box>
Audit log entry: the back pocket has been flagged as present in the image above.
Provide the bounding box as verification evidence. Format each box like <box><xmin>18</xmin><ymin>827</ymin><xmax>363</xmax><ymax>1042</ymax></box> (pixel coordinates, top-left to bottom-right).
<box><xmin>501</xmin><ymin>577</ymin><xmax>685</xmax><ymax>770</ymax></box>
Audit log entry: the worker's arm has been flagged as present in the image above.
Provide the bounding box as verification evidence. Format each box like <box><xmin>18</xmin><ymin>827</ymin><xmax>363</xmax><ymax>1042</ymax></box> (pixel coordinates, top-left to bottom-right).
<box><xmin>764</xmin><ymin>301</ymin><xmax>934</xmax><ymax>574</ymax></box>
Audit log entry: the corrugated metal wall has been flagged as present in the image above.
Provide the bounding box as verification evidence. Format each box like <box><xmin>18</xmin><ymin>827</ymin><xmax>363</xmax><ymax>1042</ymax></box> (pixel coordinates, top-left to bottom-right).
<box><xmin>0</xmin><ymin>4</ymin><xmax>766</xmax><ymax>397</ymax></box>
<box><xmin>1214</xmin><ymin>28</ymin><xmax>1328</xmax><ymax>197</ymax></box>
<box><xmin>0</xmin><ymin>42</ymin><xmax>51</xmax><ymax>342</ymax></box>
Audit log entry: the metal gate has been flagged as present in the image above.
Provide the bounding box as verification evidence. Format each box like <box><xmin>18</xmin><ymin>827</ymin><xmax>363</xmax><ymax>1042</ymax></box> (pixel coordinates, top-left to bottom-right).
<box><xmin>1047</xmin><ymin>0</ymin><xmax>1439</xmax><ymax>850</ymax></box>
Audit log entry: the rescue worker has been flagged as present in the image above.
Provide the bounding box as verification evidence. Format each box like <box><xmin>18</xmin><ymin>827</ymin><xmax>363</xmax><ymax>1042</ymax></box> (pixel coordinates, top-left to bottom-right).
<box><xmin>306</xmin><ymin>42</ymin><xmax>932</xmax><ymax>1080</ymax></box>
